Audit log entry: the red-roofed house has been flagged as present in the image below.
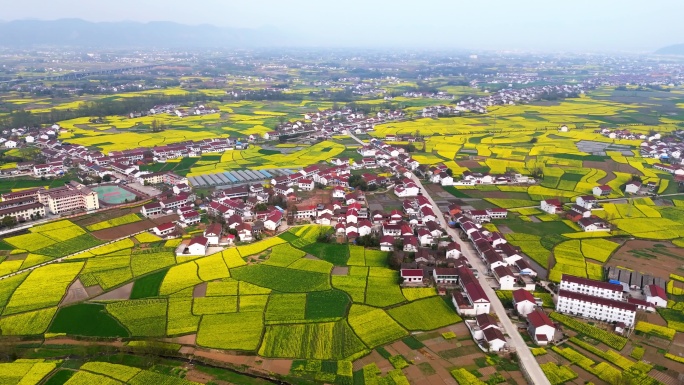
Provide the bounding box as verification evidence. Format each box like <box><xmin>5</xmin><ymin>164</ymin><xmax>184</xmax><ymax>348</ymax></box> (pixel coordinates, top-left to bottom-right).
<box><xmin>483</xmin><ymin>328</ymin><xmax>507</xmax><ymax>352</ymax></box>
<box><xmin>203</xmin><ymin>223</ymin><xmax>223</xmax><ymax>245</ymax></box>
<box><xmin>264</xmin><ymin>211</ymin><xmax>283</xmax><ymax>231</ymax></box>
<box><xmin>433</xmin><ymin>268</ymin><xmax>459</xmax><ymax>284</ymax></box>
<box><xmin>540</xmin><ymin>199</ymin><xmax>563</xmax><ymax>215</ymax></box>
<box><xmin>446</xmin><ymin>242</ymin><xmax>461</xmax><ymax>259</ymax></box>
<box><xmin>180</xmin><ymin>210</ymin><xmax>201</xmax><ymax>225</ymax></box>
<box><xmin>186</xmin><ymin>236</ymin><xmax>209</xmax><ymax>256</ymax></box>
<box><xmin>512</xmin><ymin>289</ymin><xmax>536</xmax><ymax>316</ymax></box>
<box><xmin>152</xmin><ymin>222</ymin><xmax>176</xmax><ymax>236</ymax></box>
<box><xmin>401</xmin><ymin>269</ymin><xmax>423</xmax><ymax>283</ymax></box>
<box><xmin>593</xmin><ymin>185</ymin><xmax>612</xmax><ymax>197</ymax></box>
<box><xmin>526</xmin><ymin>309</ymin><xmax>555</xmax><ymax>345</ymax></box>
<box><xmin>380</xmin><ymin>236</ymin><xmax>395</xmax><ymax>252</ymax></box>
<box><xmin>645</xmin><ymin>284</ymin><xmax>667</xmax><ymax>308</ymax></box>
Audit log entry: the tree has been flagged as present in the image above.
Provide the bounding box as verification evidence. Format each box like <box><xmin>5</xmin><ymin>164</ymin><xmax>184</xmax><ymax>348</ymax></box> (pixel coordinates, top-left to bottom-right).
<box><xmin>255</xmin><ymin>203</ymin><xmax>267</xmax><ymax>212</ymax></box>
<box><xmin>348</xmin><ymin>174</ymin><xmax>368</xmax><ymax>191</ymax></box>
<box><xmin>102</xmin><ymin>174</ymin><xmax>112</xmax><ymax>182</ymax></box>
<box><xmin>1</xmin><ymin>215</ymin><xmax>17</xmax><ymax>228</ymax></box>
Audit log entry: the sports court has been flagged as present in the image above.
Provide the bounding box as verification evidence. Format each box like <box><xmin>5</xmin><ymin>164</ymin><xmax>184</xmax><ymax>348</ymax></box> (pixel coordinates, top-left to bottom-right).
<box><xmin>92</xmin><ymin>185</ymin><xmax>139</xmax><ymax>204</ymax></box>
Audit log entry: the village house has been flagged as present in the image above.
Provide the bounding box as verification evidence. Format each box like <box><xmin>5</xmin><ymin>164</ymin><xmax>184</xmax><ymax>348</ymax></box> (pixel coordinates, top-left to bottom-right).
<box><xmin>152</xmin><ymin>222</ymin><xmax>176</xmax><ymax>237</ymax></box>
<box><xmin>183</xmin><ymin>236</ymin><xmax>209</xmax><ymax>256</ymax></box>
<box><xmin>433</xmin><ymin>268</ymin><xmax>459</xmax><ymax>284</ymax></box>
<box><xmin>512</xmin><ymin>289</ymin><xmax>537</xmax><ymax>317</ymax></box>
<box><xmin>203</xmin><ymin>223</ymin><xmax>223</xmax><ymax>245</ymax></box>
<box><xmin>401</xmin><ymin>269</ymin><xmax>424</xmax><ymax>283</ymax></box>
<box><xmin>624</xmin><ymin>181</ymin><xmax>642</xmax><ymax>194</ymax></box>
<box><xmin>644</xmin><ymin>284</ymin><xmax>668</xmax><ymax>308</ymax></box>
<box><xmin>576</xmin><ymin>195</ymin><xmax>598</xmax><ymax>210</ymax></box>
<box><xmin>526</xmin><ymin>309</ymin><xmax>556</xmax><ymax>346</ymax></box>
<box><xmin>540</xmin><ymin>199</ymin><xmax>563</xmax><ymax>215</ymax></box>
<box><xmin>593</xmin><ymin>185</ymin><xmax>612</xmax><ymax>197</ymax></box>
<box><xmin>578</xmin><ymin>217</ymin><xmax>611</xmax><ymax>232</ymax></box>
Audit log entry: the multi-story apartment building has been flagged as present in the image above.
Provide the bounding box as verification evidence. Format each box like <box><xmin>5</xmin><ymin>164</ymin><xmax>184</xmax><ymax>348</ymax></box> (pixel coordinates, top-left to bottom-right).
<box><xmin>559</xmin><ymin>274</ymin><xmax>623</xmax><ymax>301</ymax></box>
<box><xmin>37</xmin><ymin>181</ymin><xmax>99</xmax><ymax>214</ymax></box>
<box><xmin>556</xmin><ymin>289</ymin><xmax>637</xmax><ymax>326</ymax></box>
<box><xmin>0</xmin><ymin>202</ymin><xmax>46</xmax><ymax>221</ymax></box>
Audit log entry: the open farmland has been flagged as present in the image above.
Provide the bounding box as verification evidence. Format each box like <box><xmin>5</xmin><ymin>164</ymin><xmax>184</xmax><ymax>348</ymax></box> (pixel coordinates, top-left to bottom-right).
<box><xmin>5</xmin><ymin>48</ymin><xmax>684</xmax><ymax>385</ymax></box>
<box><xmin>0</xmin><ymin>224</ymin><xmax>463</xmax><ymax>378</ymax></box>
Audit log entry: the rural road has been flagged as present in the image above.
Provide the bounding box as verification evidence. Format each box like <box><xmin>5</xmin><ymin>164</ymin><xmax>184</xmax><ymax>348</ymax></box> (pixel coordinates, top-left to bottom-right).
<box><xmin>410</xmin><ymin>174</ymin><xmax>552</xmax><ymax>385</ymax></box>
<box><xmin>347</xmin><ymin>131</ymin><xmax>550</xmax><ymax>385</ymax></box>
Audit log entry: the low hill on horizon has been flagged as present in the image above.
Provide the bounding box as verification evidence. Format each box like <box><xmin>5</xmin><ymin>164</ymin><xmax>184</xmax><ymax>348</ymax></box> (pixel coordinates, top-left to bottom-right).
<box><xmin>0</xmin><ymin>19</ymin><xmax>287</xmax><ymax>48</ymax></box>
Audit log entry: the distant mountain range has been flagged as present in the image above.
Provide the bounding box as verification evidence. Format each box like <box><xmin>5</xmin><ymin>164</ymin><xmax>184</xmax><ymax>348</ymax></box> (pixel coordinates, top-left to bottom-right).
<box><xmin>655</xmin><ymin>44</ymin><xmax>684</xmax><ymax>55</ymax></box>
<box><xmin>0</xmin><ymin>19</ymin><xmax>288</xmax><ymax>48</ymax></box>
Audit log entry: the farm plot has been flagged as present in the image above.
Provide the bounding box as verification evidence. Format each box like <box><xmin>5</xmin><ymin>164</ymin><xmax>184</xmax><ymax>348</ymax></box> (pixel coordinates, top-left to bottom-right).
<box><xmin>195</xmin><ymin>252</ymin><xmax>230</xmax><ymax>281</ymax></box>
<box><xmin>192</xmin><ymin>296</ymin><xmax>238</xmax><ymax>315</ymax></box>
<box><xmin>230</xmin><ymin>264</ymin><xmax>330</xmax><ymax>292</ymax></box>
<box><xmin>130</xmin><ymin>252</ymin><xmax>176</xmax><ymax>277</ymax></box>
<box><xmin>86</xmin><ymin>213</ymin><xmax>142</xmax><ymax>231</ymax></box>
<box><xmin>0</xmin><ymin>306</ymin><xmax>57</xmax><ymax>335</ymax></box>
<box><xmin>387</xmin><ymin>297</ymin><xmax>462</xmax><ymax>331</ymax></box>
<box><xmin>236</xmin><ymin>237</ymin><xmax>287</xmax><ymax>257</ymax></box>
<box><xmin>34</xmin><ymin>234</ymin><xmax>103</xmax><ymax>258</ymax></box>
<box><xmin>4</xmin><ymin>232</ymin><xmax>56</xmax><ymax>252</ymax></box>
<box><xmin>580</xmin><ymin>238</ymin><xmax>619</xmax><ymax>263</ymax></box>
<box><xmin>49</xmin><ymin>303</ymin><xmax>130</xmax><ymax>337</ymax></box>
<box><xmin>347</xmin><ymin>304</ymin><xmax>408</xmax><ymax>348</ymax></box>
<box><xmin>263</xmin><ymin>243</ymin><xmax>306</xmax><ymax>267</ymax></box>
<box><xmin>258</xmin><ymin>320</ymin><xmax>366</xmax><ymax>360</ymax></box>
<box><xmin>3</xmin><ymin>262</ymin><xmax>84</xmax><ymax>315</ymax></box>
<box><xmin>305</xmin><ymin>290</ymin><xmax>350</xmax><ymax>321</ymax></box>
<box><xmin>365</xmin><ymin>269</ymin><xmax>405</xmax><ymax>307</ymax></box>
<box><xmin>0</xmin><ymin>360</ymin><xmax>57</xmax><ymax>385</ymax></box>
<box><xmin>401</xmin><ymin>287</ymin><xmax>437</xmax><ymax>302</ymax></box>
<box><xmin>197</xmin><ymin>312</ymin><xmax>264</xmax><ymax>350</ymax></box>
<box><xmin>331</xmin><ymin>274</ymin><xmax>367</xmax><ymax>303</ymax></box>
<box><xmin>301</xmin><ymin>243</ymin><xmax>349</xmax><ymax>266</ymax></box>
<box><xmin>159</xmin><ymin>262</ymin><xmax>202</xmax><ymax>295</ymax></box>
<box><xmin>0</xmin><ymin>272</ymin><xmax>29</xmax><ymax>314</ymax></box>
<box><xmin>31</xmin><ymin>220</ymin><xmax>87</xmax><ymax>242</ymax></box>
<box><xmin>167</xmin><ymin>291</ymin><xmax>200</xmax><ymax>335</ymax></box>
<box><xmin>105</xmin><ymin>299</ymin><xmax>167</xmax><ymax>337</ymax></box>
<box><xmin>265</xmin><ymin>293</ymin><xmax>307</xmax><ymax>323</ymax></box>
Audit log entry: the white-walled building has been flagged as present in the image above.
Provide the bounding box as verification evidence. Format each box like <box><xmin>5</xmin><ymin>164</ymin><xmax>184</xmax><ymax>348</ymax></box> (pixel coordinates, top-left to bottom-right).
<box><xmin>401</xmin><ymin>269</ymin><xmax>424</xmax><ymax>283</ymax></box>
<box><xmin>433</xmin><ymin>268</ymin><xmax>459</xmax><ymax>284</ymax></box>
<box><xmin>540</xmin><ymin>199</ymin><xmax>563</xmax><ymax>215</ymax></box>
<box><xmin>493</xmin><ymin>265</ymin><xmax>516</xmax><ymax>290</ymax></box>
<box><xmin>644</xmin><ymin>284</ymin><xmax>668</xmax><ymax>308</ymax></box>
<box><xmin>203</xmin><ymin>223</ymin><xmax>223</xmax><ymax>245</ymax></box>
<box><xmin>152</xmin><ymin>222</ymin><xmax>176</xmax><ymax>236</ymax></box>
<box><xmin>512</xmin><ymin>289</ymin><xmax>536</xmax><ymax>317</ymax></box>
<box><xmin>526</xmin><ymin>309</ymin><xmax>556</xmax><ymax>346</ymax></box>
<box><xmin>560</xmin><ymin>275</ymin><xmax>623</xmax><ymax>301</ymax></box>
<box><xmin>452</xmin><ymin>266</ymin><xmax>490</xmax><ymax>316</ymax></box>
<box><xmin>557</xmin><ymin>289</ymin><xmax>637</xmax><ymax>326</ymax></box>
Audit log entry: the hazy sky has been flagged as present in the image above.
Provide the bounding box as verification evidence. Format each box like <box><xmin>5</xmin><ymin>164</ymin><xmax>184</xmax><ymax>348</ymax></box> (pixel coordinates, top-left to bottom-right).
<box><xmin>1</xmin><ymin>0</ymin><xmax>682</xmax><ymax>52</ymax></box>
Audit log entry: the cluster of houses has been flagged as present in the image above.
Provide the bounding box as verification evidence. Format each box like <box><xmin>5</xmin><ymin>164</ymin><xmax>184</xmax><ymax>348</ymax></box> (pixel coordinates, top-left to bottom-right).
<box><xmin>128</xmin><ymin>104</ymin><xmax>219</xmax><ymax>119</ymax></box>
<box><xmin>421</xmin><ymin>167</ymin><xmax>535</xmax><ymax>187</ymax></box>
<box><xmin>597</xmin><ymin>128</ymin><xmax>661</xmax><ymax>142</ymax></box>
<box><xmin>418</xmin><ymin>83</ymin><xmax>588</xmax><ymax>117</ymax></box>
<box><xmin>0</xmin><ymin>124</ymin><xmax>62</xmax><ymax>152</ymax></box>
<box><xmin>640</xmin><ymin>131</ymin><xmax>684</xmax><ymax>164</ymax></box>
<box><xmin>453</xmin><ymin>214</ymin><xmax>539</xmax><ymax>290</ymax></box>
<box><xmin>262</xmin><ymin>107</ymin><xmax>406</xmax><ymax>142</ymax></box>
<box><xmin>540</xmin><ymin>196</ymin><xmax>612</xmax><ymax>232</ymax></box>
